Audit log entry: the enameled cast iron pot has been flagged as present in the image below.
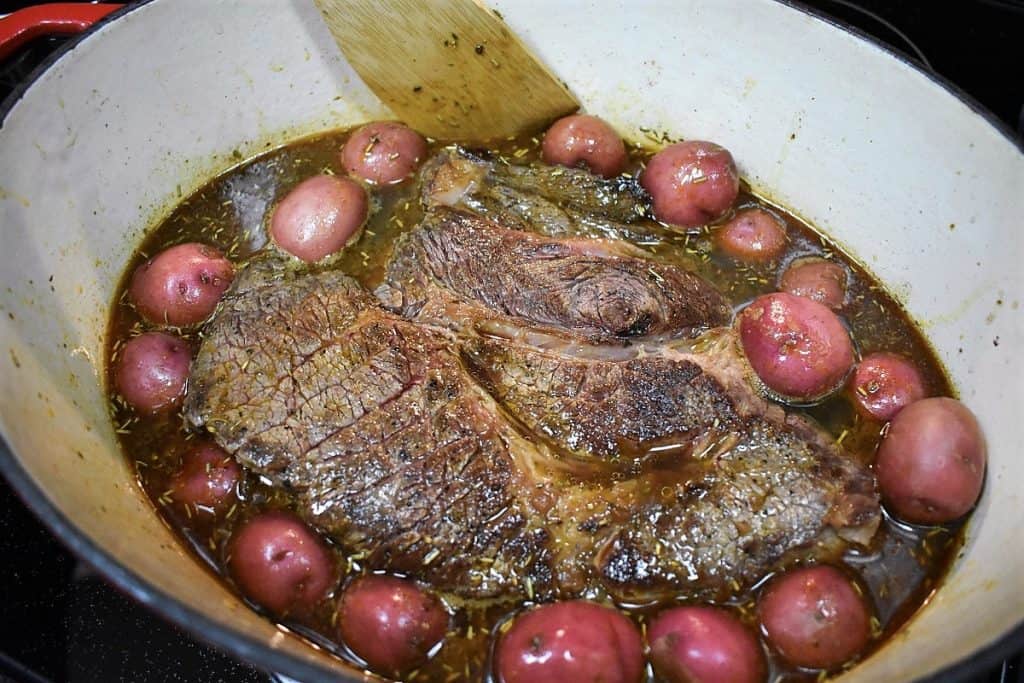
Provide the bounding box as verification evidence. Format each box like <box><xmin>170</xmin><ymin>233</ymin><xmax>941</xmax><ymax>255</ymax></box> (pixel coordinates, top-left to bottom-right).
<box><xmin>0</xmin><ymin>1</ymin><xmax>1021</xmax><ymax>681</ymax></box>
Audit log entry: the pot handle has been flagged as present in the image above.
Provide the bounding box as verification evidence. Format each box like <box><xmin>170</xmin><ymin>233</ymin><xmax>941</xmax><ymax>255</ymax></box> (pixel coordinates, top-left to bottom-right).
<box><xmin>0</xmin><ymin>3</ymin><xmax>123</xmax><ymax>63</ymax></box>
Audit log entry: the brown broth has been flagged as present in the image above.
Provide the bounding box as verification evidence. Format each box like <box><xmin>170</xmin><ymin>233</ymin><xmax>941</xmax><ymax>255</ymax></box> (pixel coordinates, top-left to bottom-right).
<box><xmin>106</xmin><ymin>127</ymin><xmax>963</xmax><ymax>682</ymax></box>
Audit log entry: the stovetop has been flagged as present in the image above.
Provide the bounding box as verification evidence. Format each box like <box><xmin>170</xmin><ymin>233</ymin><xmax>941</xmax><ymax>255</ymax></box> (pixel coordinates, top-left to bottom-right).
<box><xmin>0</xmin><ymin>1</ymin><xmax>1021</xmax><ymax>681</ymax></box>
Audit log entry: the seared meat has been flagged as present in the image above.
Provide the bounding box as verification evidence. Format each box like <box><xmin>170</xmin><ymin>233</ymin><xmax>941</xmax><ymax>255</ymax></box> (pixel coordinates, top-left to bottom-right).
<box><xmin>420</xmin><ymin>146</ymin><xmax>673</xmax><ymax>242</ymax></box>
<box><xmin>558</xmin><ymin>410</ymin><xmax>879</xmax><ymax>602</ymax></box>
<box><xmin>186</xmin><ymin>258</ymin><xmax>879</xmax><ymax>602</ymax></box>
<box><xmin>462</xmin><ymin>327</ymin><xmax>757</xmax><ymax>460</ymax></box>
<box><xmin>186</xmin><ymin>147</ymin><xmax>880</xmax><ymax>603</ymax></box>
<box><xmin>378</xmin><ymin>207</ymin><xmax>731</xmax><ymax>343</ymax></box>
<box><xmin>463</xmin><ymin>327</ymin><xmax>879</xmax><ymax>599</ymax></box>
<box><xmin>185</xmin><ymin>259</ymin><xmax>551</xmax><ymax>598</ymax></box>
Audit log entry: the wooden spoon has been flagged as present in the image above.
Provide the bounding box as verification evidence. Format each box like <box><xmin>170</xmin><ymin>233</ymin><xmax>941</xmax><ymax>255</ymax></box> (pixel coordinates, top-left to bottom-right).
<box><xmin>312</xmin><ymin>0</ymin><xmax>579</xmax><ymax>140</ymax></box>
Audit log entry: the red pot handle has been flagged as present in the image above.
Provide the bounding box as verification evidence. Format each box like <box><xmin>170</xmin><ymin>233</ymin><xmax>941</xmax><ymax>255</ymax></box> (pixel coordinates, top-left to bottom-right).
<box><xmin>0</xmin><ymin>3</ymin><xmax>124</xmax><ymax>63</ymax></box>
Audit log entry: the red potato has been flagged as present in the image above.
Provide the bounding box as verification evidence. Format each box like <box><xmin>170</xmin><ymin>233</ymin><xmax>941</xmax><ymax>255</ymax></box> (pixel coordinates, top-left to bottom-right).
<box><xmin>849</xmin><ymin>352</ymin><xmax>927</xmax><ymax>421</ymax></box>
<box><xmin>269</xmin><ymin>175</ymin><xmax>368</xmax><ymax>262</ymax></box>
<box><xmin>648</xmin><ymin>606</ymin><xmax>766</xmax><ymax>683</ymax></box>
<box><xmin>341</xmin><ymin>121</ymin><xmax>428</xmax><ymax>185</ymax></box>
<box><xmin>495</xmin><ymin>600</ymin><xmax>644</xmax><ymax>683</ymax></box>
<box><xmin>876</xmin><ymin>397</ymin><xmax>985</xmax><ymax>524</ymax></box>
<box><xmin>779</xmin><ymin>257</ymin><xmax>848</xmax><ymax>310</ymax></box>
<box><xmin>337</xmin><ymin>575</ymin><xmax>448</xmax><ymax>676</ymax></box>
<box><xmin>641</xmin><ymin>140</ymin><xmax>739</xmax><ymax>228</ymax></box>
<box><xmin>541</xmin><ymin>114</ymin><xmax>628</xmax><ymax>178</ymax></box>
<box><xmin>228</xmin><ymin>512</ymin><xmax>336</xmax><ymax>617</ymax></box>
<box><xmin>113</xmin><ymin>331</ymin><xmax>191</xmax><ymax>414</ymax></box>
<box><xmin>758</xmin><ymin>565</ymin><xmax>871</xmax><ymax>669</ymax></box>
<box><xmin>129</xmin><ymin>242</ymin><xmax>233</xmax><ymax>327</ymax></box>
<box><xmin>738</xmin><ymin>292</ymin><xmax>855</xmax><ymax>403</ymax></box>
<box><xmin>170</xmin><ymin>442</ymin><xmax>240</xmax><ymax>511</ymax></box>
<box><xmin>715</xmin><ymin>208</ymin><xmax>788</xmax><ymax>262</ymax></box>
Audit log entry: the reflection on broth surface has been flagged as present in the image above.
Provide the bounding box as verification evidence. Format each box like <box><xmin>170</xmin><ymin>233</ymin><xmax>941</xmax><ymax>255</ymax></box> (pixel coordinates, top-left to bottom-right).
<box><xmin>106</xmin><ymin>124</ymin><xmax>966</xmax><ymax>682</ymax></box>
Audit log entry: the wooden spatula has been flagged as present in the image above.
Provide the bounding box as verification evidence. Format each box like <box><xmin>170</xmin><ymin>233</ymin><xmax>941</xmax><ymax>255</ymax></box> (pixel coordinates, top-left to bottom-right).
<box><xmin>312</xmin><ymin>0</ymin><xmax>579</xmax><ymax>140</ymax></box>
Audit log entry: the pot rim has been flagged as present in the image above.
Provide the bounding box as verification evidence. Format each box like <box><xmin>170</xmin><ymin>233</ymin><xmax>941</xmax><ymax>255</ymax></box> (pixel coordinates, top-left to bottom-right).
<box><xmin>0</xmin><ymin>1</ymin><xmax>1020</xmax><ymax>681</ymax></box>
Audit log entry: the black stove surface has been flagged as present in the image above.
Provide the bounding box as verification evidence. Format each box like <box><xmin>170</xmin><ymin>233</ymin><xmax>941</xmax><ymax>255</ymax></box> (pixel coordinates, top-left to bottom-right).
<box><xmin>0</xmin><ymin>1</ymin><xmax>1021</xmax><ymax>681</ymax></box>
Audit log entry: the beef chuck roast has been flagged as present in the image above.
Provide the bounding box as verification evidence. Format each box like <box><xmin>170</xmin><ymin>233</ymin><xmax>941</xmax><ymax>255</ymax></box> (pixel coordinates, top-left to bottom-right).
<box><xmin>463</xmin><ymin>327</ymin><xmax>779</xmax><ymax>461</ymax></box>
<box><xmin>462</xmin><ymin>325</ymin><xmax>878</xmax><ymax>600</ymax></box>
<box><xmin>186</xmin><ymin>259</ymin><xmax>552</xmax><ymax>598</ymax></box>
<box><xmin>187</xmin><ymin>263</ymin><xmax>878</xmax><ymax>602</ymax></box>
<box><xmin>378</xmin><ymin>207</ymin><xmax>731</xmax><ymax>342</ymax></box>
<box><xmin>186</xmin><ymin>152</ymin><xmax>880</xmax><ymax>604</ymax></box>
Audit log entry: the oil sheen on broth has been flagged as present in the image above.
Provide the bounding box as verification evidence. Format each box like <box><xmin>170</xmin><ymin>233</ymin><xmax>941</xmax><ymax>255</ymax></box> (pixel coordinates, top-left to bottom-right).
<box><xmin>106</xmin><ymin>127</ymin><xmax>962</xmax><ymax>682</ymax></box>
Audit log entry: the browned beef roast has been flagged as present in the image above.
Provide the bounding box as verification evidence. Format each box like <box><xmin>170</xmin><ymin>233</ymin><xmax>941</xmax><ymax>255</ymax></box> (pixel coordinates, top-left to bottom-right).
<box><xmin>186</xmin><ymin>254</ymin><xmax>880</xmax><ymax>602</ymax></box>
<box><xmin>377</xmin><ymin>207</ymin><xmax>731</xmax><ymax>343</ymax></box>
<box><xmin>462</xmin><ymin>327</ymin><xmax>763</xmax><ymax>461</ymax></box>
<box><xmin>185</xmin><ymin>259</ymin><xmax>552</xmax><ymax>598</ymax></box>
<box><xmin>461</xmin><ymin>328</ymin><xmax>879</xmax><ymax>600</ymax></box>
<box><xmin>187</xmin><ymin>149</ymin><xmax>880</xmax><ymax>602</ymax></box>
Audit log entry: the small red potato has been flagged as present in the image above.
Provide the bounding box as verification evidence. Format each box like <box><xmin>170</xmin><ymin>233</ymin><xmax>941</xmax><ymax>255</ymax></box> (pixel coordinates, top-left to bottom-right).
<box><xmin>113</xmin><ymin>331</ymin><xmax>191</xmax><ymax>414</ymax></box>
<box><xmin>269</xmin><ymin>175</ymin><xmax>368</xmax><ymax>262</ymax></box>
<box><xmin>541</xmin><ymin>114</ymin><xmax>628</xmax><ymax>178</ymax></box>
<box><xmin>228</xmin><ymin>512</ymin><xmax>336</xmax><ymax>617</ymax></box>
<box><xmin>738</xmin><ymin>292</ymin><xmax>855</xmax><ymax>402</ymax></box>
<box><xmin>341</xmin><ymin>121</ymin><xmax>428</xmax><ymax>185</ymax></box>
<box><xmin>648</xmin><ymin>605</ymin><xmax>766</xmax><ymax>683</ymax></box>
<box><xmin>758</xmin><ymin>565</ymin><xmax>871</xmax><ymax>670</ymax></box>
<box><xmin>129</xmin><ymin>242</ymin><xmax>234</xmax><ymax>327</ymax></box>
<box><xmin>641</xmin><ymin>140</ymin><xmax>739</xmax><ymax>228</ymax></box>
<box><xmin>715</xmin><ymin>208</ymin><xmax>788</xmax><ymax>262</ymax></box>
<box><xmin>337</xmin><ymin>575</ymin><xmax>449</xmax><ymax>676</ymax></box>
<box><xmin>495</xmin><ymin>600</ymin><xmax>644</xmax><ymax>683</ymax></box>
<box><xmin>848</xmin><ymin>352</ymin><xmax>927</xmax><ymax>421</ymax></box>
<box><xmin>779</xmin><ymin>257</ymin><xmax>848</xmax><ymax>310</ymax></box>
<box><xmin>876</xmin><ymin>397</ymin><xmax>986</xmax><ymax>524</ymax></box>
<box><xmin>170</xmin><ymin>442</ymin><xmax>240</xmax><ymax>511</ymax></box>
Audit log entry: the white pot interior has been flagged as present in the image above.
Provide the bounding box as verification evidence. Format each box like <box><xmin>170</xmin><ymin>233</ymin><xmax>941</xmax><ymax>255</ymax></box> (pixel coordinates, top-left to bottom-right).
<box><xmin>0</xmin><ymin>1</ymin><xmax>1021</xmax><ymax>681</ymax></box>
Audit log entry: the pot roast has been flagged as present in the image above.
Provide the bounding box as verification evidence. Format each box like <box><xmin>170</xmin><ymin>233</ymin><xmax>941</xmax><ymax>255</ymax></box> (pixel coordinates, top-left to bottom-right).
<box><xmin>185</xmin><ymin>149</ymin><xmax>881</xmax><ymax>603</ymax></box>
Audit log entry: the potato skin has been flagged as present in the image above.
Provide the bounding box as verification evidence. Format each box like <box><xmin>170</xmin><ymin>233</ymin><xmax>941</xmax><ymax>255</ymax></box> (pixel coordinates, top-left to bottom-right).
<box><xmin>738</xmin><ymin>292</ymin><xmax>855</xmax><ymax>402</ymax></box>
<box><xmin>228</xmin><ymin>512</ymin><xmax>336</xmax><ymax>617</ymax></box>
<box><xmin>114</xmin><ymin>331</ymin><xmax>191</xmax><ymax>413</ymax></box>
<box><xmin>269</xmin><ymin>175</ymin><xmax>368</xmax><ymax>262</ymax></box>
<box><xmin>876</xmin><ymin>397</ymin><xmax>986</xmax><ymax>524</ymax></box>
<box><xmin>337</xmin><ymin>575</ymin><xmax>449</xmax><ymax>677</ymax></box>
<box><xmin>758</xmin><ymin>565</ymin><xmax>871</xmax><ymax>669</ymax></box>
<box><xmin>649</xmin><ymin>605</ymin><xmax>766</xmax><ymax>683</ymax></box>
<box><xmin>848</xmin><ymin>352</ymin><xmax>926</xmax><ymax>421</ymax></box>
<box><xmin>495</xmin><ymin>601</ymin><xmax>643</xmax><ymax>683</ymax></box>
<box><xmin>641</xmin><ymin>141</ymin><xmax>739</xmax><ymax>228</ymax></box>
<box><xmin>541</xmin><ymin>114</ymin><xmax>628</xmax><ymax>178</ymax></box>
<box><xmin>779</xmin><ymin>257</ymin><xmax>848</xmax><ymax>310</ymax></box>
<box><xmin>716</xmin><ymin>208</ymin><xmax>787</xmax><ymax>262</ymax></box>
<box><xmin>341</xmin><ymin>121</ymin><xmax>428</xmax><ymax>185</ymax></box>
<box><xmin>170</xmin><ymin>442</ymin><xmax>240</xmax><ymax>511</ymax></box>
<box><xmin>129</xmin><ymin>242</ymin><xmax>234</xmax><ymax>327</ymax></box>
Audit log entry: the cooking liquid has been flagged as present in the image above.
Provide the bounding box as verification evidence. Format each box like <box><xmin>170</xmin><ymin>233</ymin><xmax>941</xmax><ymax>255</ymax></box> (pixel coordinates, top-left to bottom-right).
<box><xmin>107</xmin><ymin>128</ymin><xmax>961</xmax><ymax>682</ymax></box>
